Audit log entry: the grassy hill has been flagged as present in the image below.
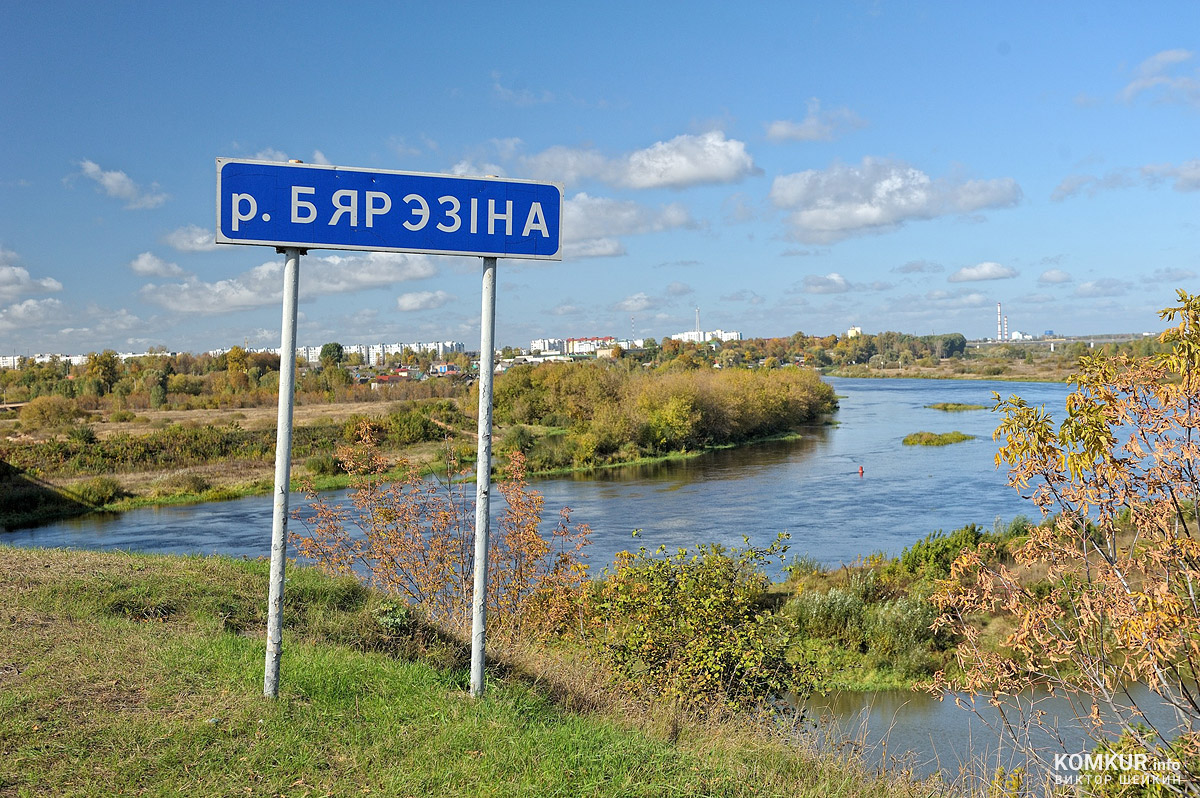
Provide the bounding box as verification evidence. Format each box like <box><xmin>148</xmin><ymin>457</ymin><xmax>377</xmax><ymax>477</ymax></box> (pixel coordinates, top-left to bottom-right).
<box><xmin>0</xmin><ymin>546</ymin><xmax>944</xmax><ymax>797</ymax></box>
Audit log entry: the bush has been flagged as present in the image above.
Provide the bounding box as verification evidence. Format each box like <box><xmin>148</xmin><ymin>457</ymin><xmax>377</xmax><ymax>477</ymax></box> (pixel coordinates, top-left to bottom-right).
<box><xmin>150</xmin><ymin>472</ymin><xmax>212</xmax><ymax>497</ymax></box>
<box><xmin>66</xmin><ymin>424</ymin><xmax>97</xmax><ymax>445</ymax></box>
<box><xmin>306</xmin><ymin>454</ymin><xmax>345</xmax><ymax>476</ymax></box>
<box><xmin>19</xmin><ymin>395</ymin><xmax>78</xmax><ymax>429</ymax></box>
<box><xmin>385</xmin><ymin>408</ymin><xmax>440</xmax><ymax>445</ymax></box>
<box><xmin>789</xmin><ymin>587</ymin><xmax>866</xmax><ymax>647</ymax></box>
<box><xmin>499</xmin><ymin>424</ymin><xmax>535</xmax><ymax>455</ymax></box>
<box><xmin>588</xmin><ymin>536</ymin><xmax>812</xmax><ymax>711</ymax></box>
<box><xmin>74</xmin><ymin>476</ymin><xmax>125</xmax><ymax>506</ymax></box>
<box><xmin>109</xmin><ymin>410</ymin><xmax>136</xmax><ymax>422</ymax></box>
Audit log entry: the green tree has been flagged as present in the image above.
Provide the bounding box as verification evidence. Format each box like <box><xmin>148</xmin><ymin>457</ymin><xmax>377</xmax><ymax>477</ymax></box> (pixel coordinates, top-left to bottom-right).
<box><xmin>319</xmin><ymin>342</ymin><xmax>345</xmax><ymax>367</ymax></box>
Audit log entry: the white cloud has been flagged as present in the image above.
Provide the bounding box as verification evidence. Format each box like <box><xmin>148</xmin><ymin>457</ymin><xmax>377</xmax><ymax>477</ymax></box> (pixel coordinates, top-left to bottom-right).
<box><xmin>666</xmin><ymin>281</ymin><xmax>694</xmax><ymax>296</ymax></box>
<box><xmin>130</xmin><ymin>252</ymin><xmax>186</xmax><ymax>277</ymax></box>
<box><xmin>1075</xmin><ymin>278</ymin><xmax>1132</xmax><ymax>298</ymax></box>
<box><xmin>0</xmin><ymin>297</ymin><xmax>64</xmax><ymax>331</ymax></box>
<box><xmin>948</xmin><ymin>262</ymin><xmax>1017</xmax><ymax>282</ymax></box>
<box><xmin>1051</xmin><ymin>170</ymin><xmax>1136</xmax><ymax>201</ymax></box>
<box><xmin>550</xmin><ymin>302</ymin><xmax>582</xmax><ymax>316</ymax></box>
<box><xmin>924</xmin><ymin>289</ymin><xmax>989</xmax><ymax>308</ymax></box>
<box><xmin>519</xmin><ymin>146</ymin><xmax>606</xmax><ymax>186</ymax></box>
<box><xmin>560</xmin><ymin>193</ymin><xmax>693</xmax><ymax>259</ymax></box>
<box><xmin>1146</xmin><ymin>267</ymin><xmax>1196</xmax><ymax>283</ymax></box>
<box><xmin>140</xmin><ymin>251</ymin><xmax>436</xmax><ymax>314</ymax></box>
<box><xmin>1121</xmin><ymin>49</ymin><xmax>1199</xmax><ymax>106</ymax></box>
<box><xmin>1053</xmin><ymin>160</ymin><xmax>1200</xmax><ymax>200</ymax></box>
<box><xmin>721</xmin><ymin>289</ymin><xmax>765</xmax><ymax>305</ymax></box>
<box><xmin>766</xmin><ymin>98</ymin><xmax>866</xmax><ymax>142</ymax></box>
<box><xmin>163</xmin><ymin>224</ymin><xmax>218</xmax><ymax>252</ymax></box>
<box><xmin>620</xmin><ymin>131</ymin><xmax>757</xmax><ymax>189</ymax></box>
<box><xmin>1142</xmin><ymin>160</ymin><xmax>1200</xmax><ymax>191</ymax></box>
<box><xmin>893</xmin><ymin>260</ymin><xmax>942</xmax><ymax>274</ymax></box>
<box><xmin>492</xmin><ymin>71</ymin><xmax>554</xmax><ymax>106</ymax></box>
<box><xmin>306</xmin><ymin>252</ymin><xmax>437</xmax><ymax>295</ymax></box>
<box><xmin>770</xmin><ymin>157</ymin><xmax>1021</xmax><ymax>243</ymax></box>
<box><xmin>252</xmin><ymin>148</ymin><xmax>289</xmax><ymax>162</ymax></box>
<box><xmin>563</xmin><ymin>238</ymin><xmax>626</xmax><ymax>259</ymax></box>
<box><xmin>1038</xmin><ymin>268</ymin><xmax>1072</xmax><ymax>284</ymax></box>
<box><xmin>396</xmin><ymin>290</ymin><xmax>454</xmax><ymax>311</ymax></box>
<box><xmin>449</xmin><ymin>159</ymin><xmax>507</xmax><ymax>177</ymax></box>
<box><xmin>521</xmin><ymin>132</ymin><xmax>757</xmax><ymax>190</ymax></box>
<box><xmin>563</xmin><ymin>193</ymin><xmax>692</xmax><ymax>241</ymax></box>
<box><xmin>311</xmin><ymin>150</ymin><xmax>331</xmax><ymax>165</ymax></box>
<box><xmin>0</xmin><ymin>248</ymin><xmax>62</xmax><ymax>301</ymax></box>
<box><xmin>803</xmin><ymin>273</ymin><xmax>851</xmax><ymax>294</ymax></box>
<box><xmin>611</xmin><ymin>292</ymin><xmax>657</xmax><ymax>312</ymax></box>
<box><xmin>77</xmin><ymin>160</ymin><xmax>168</xmax><ymax>209</ymax></box>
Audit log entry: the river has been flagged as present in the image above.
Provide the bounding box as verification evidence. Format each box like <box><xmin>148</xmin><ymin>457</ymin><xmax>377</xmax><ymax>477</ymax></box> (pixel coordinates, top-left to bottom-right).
<box><xmin>11</xmin><ymin>376</ymin><xmax>1183</xmax><ymax>783</ymax></box>
<box><xmin>6</xmin><ymin>377</ymin><xmax>1072</xmax><ymax>566</ymax></box>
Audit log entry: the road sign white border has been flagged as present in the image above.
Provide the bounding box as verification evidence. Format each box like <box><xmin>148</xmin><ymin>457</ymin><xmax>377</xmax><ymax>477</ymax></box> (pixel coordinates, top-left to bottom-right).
<box><xmin>215</xmin><ymin>158</ymin><xmax>563</xmax><ymax>260</ymax></box>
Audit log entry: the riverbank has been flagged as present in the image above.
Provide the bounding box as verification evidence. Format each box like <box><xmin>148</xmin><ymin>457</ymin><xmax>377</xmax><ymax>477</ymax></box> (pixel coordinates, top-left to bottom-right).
<box><xmin>825</xmin><ymin>363</ymin><xmax>1071</xmax><ymax>382</ymax></box>
<box><xmin>1</xmin><ymin>421</ymin><xmax>834</xmax><ymax>531</ymax></box>
<box><xmin>0</xmin><ymin>545</ymin><xmax>945</xmax><ymax>797</ymax></box>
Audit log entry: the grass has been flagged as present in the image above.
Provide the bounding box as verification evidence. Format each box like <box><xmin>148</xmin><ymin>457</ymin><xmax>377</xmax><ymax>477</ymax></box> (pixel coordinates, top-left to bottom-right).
<box><xmin>0</xmin><ymin>546</ymin><xmax>947</xmax><ymax>797</ymax></box>
<box><xmin>902</xmin><ymin>431</ymin><xmax>975</xmax><ymax>446</ymax></box>
<box><xmin>925</xmin><ymin>403</ymin><xmax>987</xmax><ymax>412</ymax></box>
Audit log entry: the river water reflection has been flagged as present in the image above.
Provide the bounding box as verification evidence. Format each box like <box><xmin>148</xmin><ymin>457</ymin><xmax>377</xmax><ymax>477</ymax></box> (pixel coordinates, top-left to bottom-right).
<box><xmin>15</xmin><ymin>376</ymin><xmax>1147</xmax><ymax>781</ymax></box>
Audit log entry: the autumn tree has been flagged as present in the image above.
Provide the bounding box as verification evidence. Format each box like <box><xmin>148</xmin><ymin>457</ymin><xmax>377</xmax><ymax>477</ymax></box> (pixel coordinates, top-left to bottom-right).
<box><xmin>933</xmin><ymin>290</ymin><xmax>1200</xmax><ymax>779</ymax></box>
<box><xmin>292</xmin><ymin>424</ymin><xmax>589</xmax><ymax>640</ymax></box>
<box><xmin>84</xmin><ymin>350</ymin><xmax>121</xmax><ymax>394</ymax></box>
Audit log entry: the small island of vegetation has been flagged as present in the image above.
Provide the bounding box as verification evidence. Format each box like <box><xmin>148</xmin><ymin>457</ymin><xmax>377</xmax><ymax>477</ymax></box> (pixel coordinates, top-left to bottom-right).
<box><xmin>925</xmin><ymin>402</ymin><xmax>987</xmax><ymax>412</ymax></box>
<box><xmin>902</xmin><ymin>431</ymin><xmax>975</xmax><ymax>446</ymax></box>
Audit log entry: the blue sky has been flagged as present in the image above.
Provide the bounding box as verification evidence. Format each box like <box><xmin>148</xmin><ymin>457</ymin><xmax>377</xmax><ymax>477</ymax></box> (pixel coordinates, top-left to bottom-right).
<box><xmin>2</xmin><ymin>2</ymin><xmax>1198</xmax><ymax>355</ymax></box>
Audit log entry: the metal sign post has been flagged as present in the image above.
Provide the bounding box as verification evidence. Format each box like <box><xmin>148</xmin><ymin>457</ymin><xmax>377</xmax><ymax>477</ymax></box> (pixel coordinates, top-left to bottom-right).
<box><xmin>263</xmin><ymin>246</ymin><xmax>301</xmax><ymax>699</ymax></box>
<box><xmin>215</xmin><ymin>158</ymin><xmax>561</xmax><ymax>700</ymax></box>
<box><xmin>470</xmin><ymin>257</ymin><xmax>498</xmax><ymax>697</ymax></box>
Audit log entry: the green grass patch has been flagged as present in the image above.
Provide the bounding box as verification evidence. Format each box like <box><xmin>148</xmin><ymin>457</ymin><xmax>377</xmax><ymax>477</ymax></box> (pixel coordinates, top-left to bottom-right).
<box><xmin>902</xmin><ymin>431</ymin><xmax>975</xmax><ymax>446</ymax></box>
<box><xmin>925</xmin><ymin>402</ymin><xmax>987</xmax><ymax>412</ymax></box>
<box><xmin>0</xmin><ymin>546</ymin><xmax>942</xmax><ymax>797</ymax></box>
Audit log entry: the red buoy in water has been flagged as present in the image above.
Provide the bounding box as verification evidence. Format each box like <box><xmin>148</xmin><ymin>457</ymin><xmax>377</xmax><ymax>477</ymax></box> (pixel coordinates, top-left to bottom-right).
<box><xmin>858</xmin><ymin>465</ymin><xmax>864</xmax><ymax>477</ymax></box>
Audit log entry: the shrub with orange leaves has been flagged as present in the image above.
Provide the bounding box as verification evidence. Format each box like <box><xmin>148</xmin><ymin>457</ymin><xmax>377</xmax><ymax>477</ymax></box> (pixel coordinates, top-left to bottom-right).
<box><xmin>932</xmin><ymin>290</ymin><xmax>1200</xmax><ymax>777</ymax></box>
<box><xmin>291</xmin><ymin>421</ymin><xmax>589</xmax><ymax>642</ymax></box>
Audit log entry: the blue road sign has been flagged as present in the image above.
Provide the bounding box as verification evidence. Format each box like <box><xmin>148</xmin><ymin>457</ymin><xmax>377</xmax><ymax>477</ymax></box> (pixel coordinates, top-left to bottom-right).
<box><xmin>216</xmin><ymin>159</ymin><xmax>562</xmax><ymax>260</ymax></box>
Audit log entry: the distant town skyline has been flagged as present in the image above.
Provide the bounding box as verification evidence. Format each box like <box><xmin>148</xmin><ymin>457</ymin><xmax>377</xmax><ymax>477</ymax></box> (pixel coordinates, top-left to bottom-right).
<box><xmin>2</xmin><ymin>3</ymin><xmax>1198</xmax><ymax>355</ymax></box>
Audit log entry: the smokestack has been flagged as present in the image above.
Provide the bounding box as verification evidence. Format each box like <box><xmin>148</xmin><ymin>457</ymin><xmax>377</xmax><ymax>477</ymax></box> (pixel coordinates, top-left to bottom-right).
<box><xmin>997</xmin><ymin>303</ymin><xmax>1003</xmax><ymax>342</ymax></box>
<box><xmin>1003</xmin><ymin>315</ymin><xmax>1009</xmax><ymax>342</ymax></box>
<box><xmin>695</xmin><ymin>307</ymin><xmax>701</xmax><ymax>334</ymax></box>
